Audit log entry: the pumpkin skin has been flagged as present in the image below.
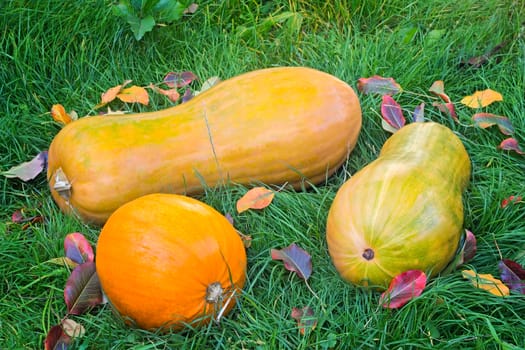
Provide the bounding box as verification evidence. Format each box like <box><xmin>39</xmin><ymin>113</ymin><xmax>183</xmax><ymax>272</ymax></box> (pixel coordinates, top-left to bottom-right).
<box><xmin>95</xmin><ymin>193</ymin><xmax>247</xmax><ymax>331</ymax></box>
<box><xmin>47</xmin><ymin>66</ymin><xmax>362</xmax><ymax>225</ymax></box>
<box><xmin>326</xmin><ymin>122</ymin><xmax>471</xmax><ymax>289</ymax></box>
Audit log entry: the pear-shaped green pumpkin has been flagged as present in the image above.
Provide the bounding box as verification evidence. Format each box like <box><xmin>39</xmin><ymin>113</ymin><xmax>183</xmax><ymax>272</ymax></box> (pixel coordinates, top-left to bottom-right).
<box><xmin>326</xmin><ymin>122</ymin><xmax>470</xmax><ymax>289</ymax></box>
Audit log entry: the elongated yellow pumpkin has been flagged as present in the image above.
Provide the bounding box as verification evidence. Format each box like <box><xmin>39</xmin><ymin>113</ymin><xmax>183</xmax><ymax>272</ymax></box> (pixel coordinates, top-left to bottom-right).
<box><xmin>326</xmin><ymin>122</ymin><xmax>470</xmax><ymax>289</ymax></box>
<box><xmin>47</xmin><ymin>67</ymin><xmax>362</xmax><ymax>224</ymax></box>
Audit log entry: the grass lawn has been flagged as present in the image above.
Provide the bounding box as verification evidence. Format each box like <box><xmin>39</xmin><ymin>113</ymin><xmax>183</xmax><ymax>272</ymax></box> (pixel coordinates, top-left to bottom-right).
<box><xmin>1</xmin><ymin>0</ymin><xmax>524</xmax><ymax>348</ymax></box>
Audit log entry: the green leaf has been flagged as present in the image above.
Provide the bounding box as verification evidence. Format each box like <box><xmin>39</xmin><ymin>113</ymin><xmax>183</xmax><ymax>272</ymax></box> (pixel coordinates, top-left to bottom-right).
<box><xmin>154</xmin><ymin>0</ymin><xmax>191</xmax><ymax>23</ymax></box>
<box><xmin>129</xmin><ymin>15</ymin><xmax>156</xmax><ymax>40</ymax></box>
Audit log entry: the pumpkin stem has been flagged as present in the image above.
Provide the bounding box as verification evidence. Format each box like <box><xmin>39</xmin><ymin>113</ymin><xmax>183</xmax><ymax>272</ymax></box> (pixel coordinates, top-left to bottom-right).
<box><xmin>206</xmin><ymin>282</ymin><xmax>223</xmax><ymax>303</ymax></box>
<box><xmin>362</xmin><ymin>248</ymin><xmax>375</xmax><ymax>261</ymax></box>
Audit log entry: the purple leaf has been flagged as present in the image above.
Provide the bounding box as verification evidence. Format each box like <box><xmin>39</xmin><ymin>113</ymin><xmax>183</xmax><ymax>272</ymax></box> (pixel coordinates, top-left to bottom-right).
<box><xmin>181</xmin><ymin>88</ymin><xmax>193</xmax><ymax>103</ymax></box>
<box><xmin>290</xmin><ymin>306</ymin><xmax>317</xmax><ymax>335</ymax></box>
<box><xmin>64</xmin><ymin>262</ymin><xmax>103</xmax><ymax>315</ymax></box>
<box><xmin>163</xmin><ymin>71</ymin><xmax>198</xmax><ymax>88</ymax></box>
<box><xmin>357</xmin><ymin>76</ymin><xmax>402</xmax><ymax>95</ymax></box>
<box><xmin>271</xmin><ymin>243</ymin><xmax>312</xmax><ymax>280</ymax></box>
<box><xmin>44</xmin><ymin>325</ymin><xmax>71</xmax><ymax>350</ymax></box>
<box><xmin>472</xmin><ymin>113</ymin><xmax>514</xmax><ymax>135</ymax></box>
<box><xmin>2</xmin><ymin>150</ymin><xmax>48</xmax><ymax>181</ymax></box>
<box><xmin>412</xmin><ymin>103</ymin><xmax>425</xmax><ymax>123</ymax></box>
<box><xmin>381</xmin><ymin>95</ymin><xmax>405</xmax><ymax>130</ymax></box>
<box><xmin>64</xmin><ymin>232</ymin><xmax>94</xmax><ymax>265</ymax></box>
<box><xmin>379</xmin><ymin>270</ymin><xmax>427</xmax><ymax>309</ymax></box>
<box><xmin>461</xmin><ymin>229</ymin><xmax>477</xmax><ymax>264</ymax></box>
<box><xmin>498</xmin><ymin>259</ymin><xmax>525</xmax><ymax>294</ymax></box>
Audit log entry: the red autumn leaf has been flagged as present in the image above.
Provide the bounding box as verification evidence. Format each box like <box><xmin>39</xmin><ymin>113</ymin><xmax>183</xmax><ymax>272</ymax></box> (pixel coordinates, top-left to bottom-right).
<box><xmin>428</xmin><ymin>80</ymin><xmax>451</xmax><ymax>103</ymax></box>
<box><xmin>501</xmin><ymin>195</ymin><xmax>523</xmax><ymax>208</ymax></box>
<box><xmin>472</xmin><ymin>113</ymin><xmax>514</xmax><ymax>135</ymax></box>
<box><xmin>357</xmin><ymin>75</ymin><xmax>402</xmax><ymax>95</ymax></box>
<box><xmin>412</xmin><ymin>102</ymin><xmax>425</xmax><ymax>123</ymax></box>
<box><xmin>291</xmin><ymin>306</ymin><xmax>317</xmax><ymax>335</ymax></box>
<box><xmin>64</xmin><ymin>262</ymin><xmax>103</xmax><ymax>315</ymax></box>
<box><xmin>380</xmin><ymin>95</ymin><xmax>405</xmax><ymax>131</ymax></box>
<box><xmin>271</xmin><ymin>243</ymin><xmax>312</xmax><ymax>280</ymax></box>
<box><xmin>460</xmin><ymin>89</ymin><xmax>503</xmax><ymax>108</ymax></box>
<box><xmin>50</xmin><ymin>104</ymin><xmax>74</xmax><ymax>125</ymax></box>
<box><xmin>149</xmin><ymin>83</ymin><xmax>180</xmax><ymax>103</ymax></box>
<box><xmin>98</xmin><ymin>80</ymin><xmax>132</xmax><ymax>107</ymax></box>
<box><xmin>498</xmin><ymin>138</ymin><xmax>524</xmax><ymax>154</ymax></box>
<box><xmin>11</xmin><ymin>209</ymin><xmax>24</xmax><ymax>223</ymax></box>
<box><xmin>432</xmin><ymin>102</ymin><xmax>458</xmax><ymax>121</ymax></box>
<box><xmin>44</xmin><ymin>325</ymin><xmax>71</xmax><ymax>350</ymax></box>
<box><xmin>64</xmin><ymin>232</ymin><xmax>94</xmax><ymax>265</ymax></box>
<box><xmin>117</xmin><ymin>85</ymin><xmax>149</xmax><ymax>105</ymax></box>
<box><xmin>236</xmin><ymin>187</ymin><xmax>275</xmax><ymax>213</ymax></box>
<box><xmin>498</xmin><ymin>259</ymin><xmax>525</xmax><ymax>294</ymax></box>
<box><xmin>379</xmin><ymin>270</ymin><xmax>427</xmax><ymax>308</ymax></box>
<box><xmin>2</xmin><ymin>150</ymin><xmax>48</xmax><ymax>181</ymax></box>
<box><xmin>163</xmin><ymin>71</ymin><xmax>198</xmax><ymax>88</ymax></box>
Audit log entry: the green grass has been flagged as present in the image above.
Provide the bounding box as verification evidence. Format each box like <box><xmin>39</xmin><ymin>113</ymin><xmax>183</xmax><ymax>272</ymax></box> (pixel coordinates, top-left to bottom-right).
<box><xmin>1</xmin><ymin>0</ymin><xmax>525</xmax><ymax>348</ymax></box>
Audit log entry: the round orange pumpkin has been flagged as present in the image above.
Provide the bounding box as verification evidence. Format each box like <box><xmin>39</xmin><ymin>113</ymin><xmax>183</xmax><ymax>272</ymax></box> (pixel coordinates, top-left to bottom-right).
<box><xmin>95</xmin><ymin>193</ymin><xmax>247</xmax><ymax>331</ymax></box>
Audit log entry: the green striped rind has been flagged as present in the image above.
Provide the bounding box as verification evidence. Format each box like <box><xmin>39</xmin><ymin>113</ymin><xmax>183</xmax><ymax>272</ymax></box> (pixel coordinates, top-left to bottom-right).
<box><xmin>326</xmin><ymin>122</ymin><xmax>471</xmax><ymax>289</ymax></box>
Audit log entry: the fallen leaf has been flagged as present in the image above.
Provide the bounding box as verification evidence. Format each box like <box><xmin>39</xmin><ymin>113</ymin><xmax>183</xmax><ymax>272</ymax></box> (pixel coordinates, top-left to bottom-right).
<box><xmin>380</xmin><ymin>95</ymin><xmax>405</xmax><ymax>131</ymax></box>
<box><xmin>498</xmin><ymin>138</ymin><xmax>524</xmax><ymax>154</ymax></box>
<box><xmin>271</xmin><ymin>243</ymin><xmax>312</xmax><ymax>280</ymax></box>
<box><xmin>501</xmin><ymin>195</ymin><xmax>523</xmax><ymax>208</ymax></box>
<box><xmin>462</xmin><ymin>40</ymin><xmax>509</xmax><ymax>68</ymax></box>
<box><xmin>50</xmin><ymin>104</ymin><xmax>73</xmax><ymax>125</ymax></box>
<box><xmin>44</xmin><ymin>325</ymin><xmax>71</xmax><ymax>350</ymax></box>
<box><xmin>472</xmin><ymin>113</ymin><xmax>514</xmax><ymax>135</ymax></box>
<box><xmin>291</xmin><ymin>306</ymin><xmax>317</xmax><ymax>335</ymax></box>
<box><xmin>97</xmin><ymin>80</ymin><xmax>132</xmax><ymax>107</ymax></box>
<box><xmin>357</xmin><ymin>75</ymin><xmax>402</xmax><ymax>95</ymax></box>
<box><xmin>432</xmin><ymin>102</ymin><xmax>458</xmax><ymax>121</ymax></box>
<box><xmin>429</xmin><ymin>80</ymin><xmax>451</xmax><ymax>103</ymax></box>
<box><xmin>460</xmin><ymin>89</ymin><xmax>503</xmax><ymax>108</ymax></box>
<box><xmin>183</xmin><ymin>3</ymin><xmax>199</xmax><ymax>14</ymax></box>
<box><xmin>412</xmin><ymin>102</ymin><xmax>425</xmax><ymax>122</ymax></box>
<box><xmin>2</xmin><ymin>150</ymin><xmax>48</xmax><ymax>181</ymax></box>
<box><xmin>236</xmin><ymin>187</ymin><xmax>275</xmax><ymax>213</ymax></box>
<box><xmin>64</xmin><ymin>262</ymin><xmax>103</xmax><ymax>315</ymax></box>
<box><xmin>64</xmin><ymin>232</ymin><xmax>94</xmax><ymax>265</ymax></box>
<box><xmin>194</xmin><ymin>76</ymin><xmax>221</xmax><ymax>95</ymax></box>
<box><xmin>163</xmin><ymin>71</ymin><xmax>198</xmax><ymax>88</ymax></box>
<box><xmin>461</xmin><ymin>229</ymin><xmax>477</xmax><ymax>264</ymax></box>
<box><xmin>117</xmin><ymin>85</ymin><xmax>149</xmax><ymax>105</ymax></box>
<box><xmin>149</xmin><ymin>83</ymin><xmax>180</xmax><ymax>103</ymax></box>
<box><xmin>379</xmin><ymin>270</ymin><xmax>427</xmax><ymax>308</ymax></box>
<box><xmin>61</xmin><ymin>318</ymin><xmax>86</xmax><ymax>338</ymax></box>
<box><xmin>461</xmin><ymin>269</ymin><xmax>509</xmax><ymax>297</ymax></box>
<box><xmin>181</xmin><ymin>88</ymin><xmax>194</xmax><ymax>103</ymax></box>
<box><xmin>498</xmin><ymin>259</ymin><xmax>525</xmax><ymax>294</ymax></box>
<box><xmin>11</xmin><ymin>210</ymin><xmax>24</xmax><ymax>223</ymax></box>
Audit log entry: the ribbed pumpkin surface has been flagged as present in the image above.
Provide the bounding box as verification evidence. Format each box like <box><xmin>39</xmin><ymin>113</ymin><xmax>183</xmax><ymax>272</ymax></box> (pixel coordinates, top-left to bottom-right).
<box><xmin>47</xmin><ymin>66</ymin><xmax>362</xmax><ymax>224</ymax></box>
<box><xmin>95</xmin><ymin>193</ymin><xmax>247</xmax><ymax>331</ymax></box>
<box><xmin>326</xmin><ymin>122</ymin><xmax>471</xmax><ymax>289</ymax></box>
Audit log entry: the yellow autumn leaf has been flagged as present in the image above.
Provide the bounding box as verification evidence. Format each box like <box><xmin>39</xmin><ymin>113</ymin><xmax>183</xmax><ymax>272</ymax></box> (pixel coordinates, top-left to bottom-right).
<box><xmin>236</xmin><ymin>187</ymin><xmax>275</xmax><ymax>213</ymax></box>
<box><xmin>50</xmin><ymin>104</ymin><xmax>73</xmax><ymax>125</ymax></box>
<box><xmin>460</xmin><ymin>89</ymin><xmax>503</xmax><ymax>108</ymax></box>
<box><xmin>117</xmin><ymin>85</ymin><xmax>150</xmax><ymax>105</ymax></box>
<box><xmin>461</xmin><ymin>269</ymin><xmax>509</xmax><ymax>297</ymax></box>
